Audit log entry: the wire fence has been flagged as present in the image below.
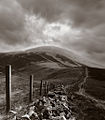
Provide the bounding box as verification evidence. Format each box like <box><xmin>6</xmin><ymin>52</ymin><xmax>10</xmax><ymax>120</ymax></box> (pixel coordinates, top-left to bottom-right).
<box><xmin>0</xmin><ymin>64</ymin><xmax>85</xmax><ymax>114</ymax></box>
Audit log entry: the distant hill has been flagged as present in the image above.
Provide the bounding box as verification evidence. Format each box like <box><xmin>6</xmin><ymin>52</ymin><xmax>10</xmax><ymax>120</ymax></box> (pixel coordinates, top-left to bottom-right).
<box><xmin>0</xmin><ymin>46</ymin><xmax>83</xmax><ymax>85</ymax></box>
<box><xmin>0</xmin><ymin>46</ymin><xmax>105</xmax><ymax>80</ymax></box>
<box><xmin>0</xmin><ymin>46</ymin><xmax>81</xmax><ymax>72</ymax></box>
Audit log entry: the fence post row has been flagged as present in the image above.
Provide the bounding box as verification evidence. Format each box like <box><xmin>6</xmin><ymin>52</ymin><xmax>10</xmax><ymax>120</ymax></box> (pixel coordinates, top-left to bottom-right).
<box><xmin>45</xmin><ymin>81</ymin><xmax>49</xmax><ymax>95</ymax></box>
<box><xmin>44</xmin><ymin>81</ymin><xmax>47</xmax><ymax>96</ymax></box>
<box><xmin>29</xmin><ymin>75</ymin><xmax>34</xmax><ymax>102</ymax></box>
<box><xmin>6</xmin><ymin>65</ymin><xmax>11</xmax><ymax>113</ymax></box>
<box><xmin>40</xmin><ymin>80</ymin><xmax>43</xmax><ymax>96</ymax></box>
<box><xmin>5</xmin><ymin>65</ymin><xmax>50</xmax><ymax>113</ymax></box>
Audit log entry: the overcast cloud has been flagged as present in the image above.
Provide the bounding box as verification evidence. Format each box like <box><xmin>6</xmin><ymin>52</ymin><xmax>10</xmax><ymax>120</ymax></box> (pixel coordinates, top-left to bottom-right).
<box><xmin>0</xmin><ymin>0</ymin><xmax>105</xmax><ymax>68</ymax></box>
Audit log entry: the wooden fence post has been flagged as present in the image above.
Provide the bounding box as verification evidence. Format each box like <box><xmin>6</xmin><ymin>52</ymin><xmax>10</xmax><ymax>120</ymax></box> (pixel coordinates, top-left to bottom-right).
<box><xmin>40</xmin><ymin>80</ymin><xmax>43</xmax><ymax>96</ymax></box>
<box><xmin>44</xmin><ymin>81</ymin><xmax>47</xmax><ymax>96</ymax></box>
<box><xmin>29</xmin><ymin>75</ymin><xmax>33</xmax><ymax>102</ymax></box>
<box><xmin>6</xmin><ymin>65</ymin><xmax>11</xmax><ymax>113</ymax></box>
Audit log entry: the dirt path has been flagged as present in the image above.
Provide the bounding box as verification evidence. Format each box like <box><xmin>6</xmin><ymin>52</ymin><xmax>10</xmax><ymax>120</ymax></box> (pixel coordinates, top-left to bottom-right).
<box><xmin>75</xmin><ymin>76</ymin><xmax>105</xmax><ymax>110</ymax></box>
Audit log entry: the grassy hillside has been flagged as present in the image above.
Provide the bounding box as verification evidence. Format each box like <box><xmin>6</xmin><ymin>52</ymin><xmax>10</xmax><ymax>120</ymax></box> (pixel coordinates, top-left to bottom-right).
<box><xmin>0</xmin><ymin>46</ymin><xmax>105</xmax><ymax>119</ymax></box>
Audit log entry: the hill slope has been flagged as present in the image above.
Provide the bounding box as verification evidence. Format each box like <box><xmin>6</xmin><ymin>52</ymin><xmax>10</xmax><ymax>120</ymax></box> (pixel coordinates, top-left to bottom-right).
<box><xmin>0</xmin><ymin>46</ymin><xmax>105</xmax><ymax>120</ymax></box>
<box><xmin>0</xmin><ymin>46</ymin><xmax>81</xmax><ymax>72</ymax></box>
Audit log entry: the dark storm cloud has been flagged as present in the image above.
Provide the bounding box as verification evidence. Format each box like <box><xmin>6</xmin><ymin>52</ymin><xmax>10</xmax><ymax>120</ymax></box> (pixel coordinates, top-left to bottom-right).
<box><xmin>18</xmin><ymin>0</ymin><xmax>105</xmax><ymax>28</ymax></box>
<box><xmin>1</xmin><ymin>0</ymin><xmax>105</xmax><ymax>45</ymax></box>
<box><xmin>0</xmin><ymin>0</ymin><xmax>105</xmax><ymax>67</ymax></box>
<box><xmin>69</xmin><ymin>0</ymin><xmax>105</xmax><ymax>28</ymax></box>
<box><xmin>0</xmin><ymin>0</ymin><xmax>26</xmax><ymax>45</ymax></box>
<box><xmin>18</xmin><ymin>0</ymin><xmax>64</xmax><ymax>22</ymax></box>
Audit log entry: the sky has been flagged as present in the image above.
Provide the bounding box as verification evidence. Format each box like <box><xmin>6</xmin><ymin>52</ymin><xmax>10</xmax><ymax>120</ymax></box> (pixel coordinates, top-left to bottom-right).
<box><xmin>0</xmin><ymin>0</ymin><xmax>105</xmax><ymax>68</ymax></box>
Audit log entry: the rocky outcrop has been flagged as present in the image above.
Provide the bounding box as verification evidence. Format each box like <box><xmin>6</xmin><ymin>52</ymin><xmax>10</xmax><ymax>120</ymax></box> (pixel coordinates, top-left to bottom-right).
<box><xmin>9</xmin><ymin>85</ymin><xmax>76</xmax><ymax>120</ymax></box>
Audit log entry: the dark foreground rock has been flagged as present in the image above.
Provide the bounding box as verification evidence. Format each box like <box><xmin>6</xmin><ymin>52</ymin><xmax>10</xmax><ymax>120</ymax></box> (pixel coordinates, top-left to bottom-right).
<box><xmin>5</xmin><ymin>85</ymin><xmax>76</xmax><ymax>120</ymax></box>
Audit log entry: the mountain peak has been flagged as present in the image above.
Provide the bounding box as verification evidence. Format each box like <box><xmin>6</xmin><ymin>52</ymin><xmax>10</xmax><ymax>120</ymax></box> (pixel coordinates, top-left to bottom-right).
<box><xmin>0</xmin><ymin>46</ymin><xmax>104</xmax><ymax>69</ymax></box>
